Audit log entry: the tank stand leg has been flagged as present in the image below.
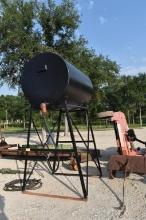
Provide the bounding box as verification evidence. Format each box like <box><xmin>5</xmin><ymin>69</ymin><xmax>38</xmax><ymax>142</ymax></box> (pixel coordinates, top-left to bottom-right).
<box><xmin>64</xmin><ymin>102</ymin><xmax>88</xmax><ymax>198</ymax></box>
<box><xmin>22</xmin><ymin>107</ymin><xmax>32</xmax><ymax>191</ymax></box>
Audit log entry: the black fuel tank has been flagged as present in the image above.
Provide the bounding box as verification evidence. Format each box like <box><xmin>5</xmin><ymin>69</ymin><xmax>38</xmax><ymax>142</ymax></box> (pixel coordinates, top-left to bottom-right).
<box><xmin>21</xmin><ymin>52</ymin><xmax>93</xmax><ymax>109</ymax></box>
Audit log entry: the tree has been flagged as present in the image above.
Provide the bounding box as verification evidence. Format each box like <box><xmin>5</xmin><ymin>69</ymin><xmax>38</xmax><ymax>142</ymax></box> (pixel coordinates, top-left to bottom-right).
<box><xmin>0</xmin><ymin>94</ymin><xmax>27</xmax><ymax>121</ymax></box>
<box><xmin>38</xmin><ymin>0</ymin><xmax>80</xmax><ymax>49</ymax></box>
<box><xmin>88</xmin><ymin>55</ymin><xmax>120</xmax><ymax>115</ymax></box>
<box><xmin>0</xmin><ymin>0</ymin><xmax>121</xmax><ymax>121</ymax></box>
<box><xmin>131</xmin><ymin>74</ymin><xmax>146</xmax><ymax>125</ymax></box>
<box><xmin>0</xmin><ymin>0</ymin><xmax>80</xmax><ymax>86</ymax></box>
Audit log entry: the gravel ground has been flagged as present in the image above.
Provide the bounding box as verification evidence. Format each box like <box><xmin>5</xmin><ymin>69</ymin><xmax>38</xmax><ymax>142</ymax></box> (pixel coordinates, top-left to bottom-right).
<box><xmin>0</xmin><ymin>128</ymin><xmax>146</xmax><ymax>220</ymax></box>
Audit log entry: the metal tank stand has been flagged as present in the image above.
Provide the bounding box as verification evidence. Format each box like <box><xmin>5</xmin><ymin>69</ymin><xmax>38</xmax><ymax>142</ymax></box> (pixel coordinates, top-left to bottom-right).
<box><xmin>22</xmin><ymin>104</ymin><xmax>102</xmax><ymax>199</ymax></box>
<box><xmin>53</xmin><ymin>102</ymin><xmax>102</xmax><ymax>197</ymax></box>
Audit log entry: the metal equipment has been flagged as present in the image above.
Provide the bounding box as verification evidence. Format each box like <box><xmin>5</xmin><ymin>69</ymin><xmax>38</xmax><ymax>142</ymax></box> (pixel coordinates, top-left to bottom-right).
<box><xmin>21</xmin><ymin>52</ymin><xmax>93</xmax><ymax>109</ymax></box>
<box><xmin>98</xmin><ymin>111</ymin><xmax>146</xmax><ymax>177</ymax></box>
<box><xmin>21</xmin><ymin>52</ymin><xmax>102</xmax><ymax>199</ymax></box>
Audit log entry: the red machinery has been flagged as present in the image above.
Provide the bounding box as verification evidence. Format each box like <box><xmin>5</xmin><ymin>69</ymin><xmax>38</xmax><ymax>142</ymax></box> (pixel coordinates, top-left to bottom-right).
<box><xmin>98</xmin><ymin>111</ymin><xmax>146</xmax><ymax>177</ymax></box>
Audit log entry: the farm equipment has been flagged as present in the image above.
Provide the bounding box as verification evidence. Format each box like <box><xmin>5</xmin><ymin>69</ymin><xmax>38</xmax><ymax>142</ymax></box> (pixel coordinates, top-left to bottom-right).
<box><xmin>98</xmin><ymin>111</ymin><xmax>146</xmax><ymax>178</ymax></box>
<box><xmin>20</xmin><ymin>52</ymin><xmax>102</xmax><ymax>199</ymax></box>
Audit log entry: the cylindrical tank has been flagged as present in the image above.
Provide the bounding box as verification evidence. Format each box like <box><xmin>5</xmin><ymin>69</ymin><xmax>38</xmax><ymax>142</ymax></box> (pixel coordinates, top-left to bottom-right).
<box><xmin>21</xmin><ymin>52</ymin><xmax>93</xmax><ymax>109</ymax></box>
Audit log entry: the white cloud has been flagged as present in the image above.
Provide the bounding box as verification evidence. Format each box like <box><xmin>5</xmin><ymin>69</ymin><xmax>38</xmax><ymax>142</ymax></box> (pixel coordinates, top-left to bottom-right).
<box><xmin>121</xmin><ymin>66</ymin><xmax>146</xmax><ymax>75</ymax></box>
<box><xmin>99</xmin><ymin>16</ymin><xmax>107</xmax><ymax>25</ymax></box>
<box><xmin>88</xmin><ymin>0</ymin><xmax>94</xmax><ymax>10</ymax></box>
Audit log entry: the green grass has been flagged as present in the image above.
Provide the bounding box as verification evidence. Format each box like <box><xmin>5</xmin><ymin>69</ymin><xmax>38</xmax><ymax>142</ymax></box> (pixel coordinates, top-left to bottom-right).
<box><xmin>0</xmin><ymin>123</ymin><xmax>144</xmax><ymax>134</ymax></box>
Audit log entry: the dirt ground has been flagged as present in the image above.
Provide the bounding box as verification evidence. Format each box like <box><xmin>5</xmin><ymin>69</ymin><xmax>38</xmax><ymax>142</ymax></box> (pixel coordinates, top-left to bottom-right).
<box><xmin>0</xmin><ymin>128</ymin><xmax>146</xmax><ymax>220</ymax></box>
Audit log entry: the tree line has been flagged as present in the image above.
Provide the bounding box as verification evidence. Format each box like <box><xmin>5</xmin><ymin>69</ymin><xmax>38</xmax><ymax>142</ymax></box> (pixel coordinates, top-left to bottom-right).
<box><xmin>1</xmin><ymin>72</ymin><xmax>146</xmax><ymax>126</ymax></box>
<box><xmin>0</xmin><ymin>0</ymin><xmax>146</xmax><ymax>126</ymax></box>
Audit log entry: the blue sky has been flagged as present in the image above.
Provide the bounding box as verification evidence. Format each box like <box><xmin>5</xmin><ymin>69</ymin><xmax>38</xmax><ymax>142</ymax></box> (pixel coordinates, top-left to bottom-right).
<box><xmin>75</xmin><ymin>0</ymin><xmax>146</xmax><ymax>75</ymax></box>
<box><xmin>1</xmin><ymin>0</ymin><xmax>146</xmax><ymax>95</ymax></box>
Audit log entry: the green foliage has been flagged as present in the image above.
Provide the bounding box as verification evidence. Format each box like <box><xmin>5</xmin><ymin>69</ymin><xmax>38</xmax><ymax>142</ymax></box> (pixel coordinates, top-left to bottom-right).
<box><xmin>0</xmin><ymin>94</ymin><xmax>28</xmax><ymax>121</ymax></box>
<box><xmin>38</xmin><ymin>0</ymin><xmax>80</xmax><ymax>47</ymax></box>
<box><xmin>1</xmin><ymin>0</ymin><xmax>145</xmax><ymax>125</ymax></box>
<box><xmin>0</xmin><ymin>0</ymin><xmax>80</xmax><ymax>86</ymax></box>
<box><xmin>0</xmin><ymin>0</ymin><xmax>42</xmax><ymax>86</ymax></box>
<box><xmin>0</xmin><ymin>0</ymin><xmax>121</xmax><ymax>119</ymax></box>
